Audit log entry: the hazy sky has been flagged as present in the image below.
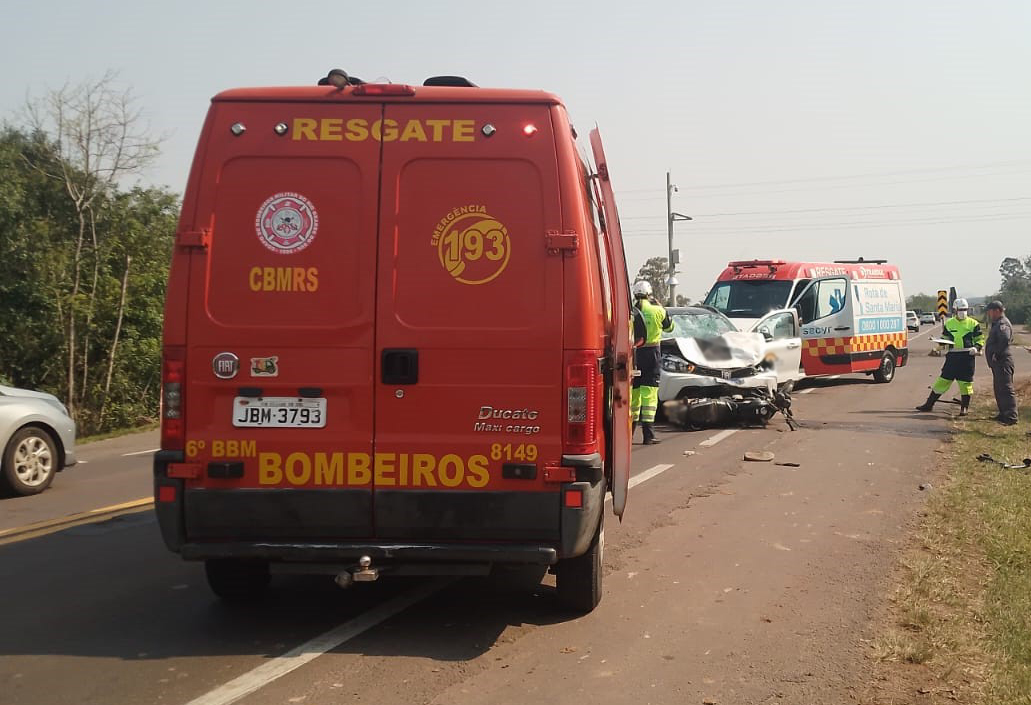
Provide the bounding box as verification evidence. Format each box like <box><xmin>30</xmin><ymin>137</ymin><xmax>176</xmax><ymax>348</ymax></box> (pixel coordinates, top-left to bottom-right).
<box><xmin>3</xmin><ymin>0</ymin><xmax>1028</xmax><ymax>299</ymax></box>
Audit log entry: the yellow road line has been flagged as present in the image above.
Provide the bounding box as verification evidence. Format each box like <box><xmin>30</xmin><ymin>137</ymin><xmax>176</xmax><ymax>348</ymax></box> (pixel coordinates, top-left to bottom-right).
<box><xmin>0</xmin><ymin>497</ymin><xmax>154</xmax><ymax>546</ymax></box>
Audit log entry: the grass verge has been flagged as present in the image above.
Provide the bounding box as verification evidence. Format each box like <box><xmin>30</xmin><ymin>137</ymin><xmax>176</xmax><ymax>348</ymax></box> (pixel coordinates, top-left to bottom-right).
<box><xmin>78</xmin><ymin>422</ymin><xmax>159</xmax><ymax>445</ymax></box>
<box><xmin>872</xmin><ymin>379</ymin><xmax>1031</xmax><ymax>703</ymax></box>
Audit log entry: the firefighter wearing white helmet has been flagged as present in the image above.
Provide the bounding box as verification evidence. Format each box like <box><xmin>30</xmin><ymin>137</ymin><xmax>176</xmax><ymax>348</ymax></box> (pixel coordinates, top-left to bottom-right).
<box><xmin>916</xmin><ymin>298</ymin><xmax>985</xmax><ymax>416</ymax></box>
<box><xmin>631</xmin><ymin>280</ymin><xmax>674</xmax><ymax>444</ymax></box>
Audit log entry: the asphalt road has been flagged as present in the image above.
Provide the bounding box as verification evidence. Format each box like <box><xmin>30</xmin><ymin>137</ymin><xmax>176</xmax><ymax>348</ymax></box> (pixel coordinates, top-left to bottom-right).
<box><xmin>1</xmin><ymin>329</ymin><xmax>967</xmax><ymax>705</ymax></box>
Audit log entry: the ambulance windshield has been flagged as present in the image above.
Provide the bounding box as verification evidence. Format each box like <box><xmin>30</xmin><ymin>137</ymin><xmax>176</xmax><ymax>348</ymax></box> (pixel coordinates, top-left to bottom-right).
<box><xmin>704</xmin><ymin>280</ymin><xmax>793</xmax><ymax>319</ymax></box>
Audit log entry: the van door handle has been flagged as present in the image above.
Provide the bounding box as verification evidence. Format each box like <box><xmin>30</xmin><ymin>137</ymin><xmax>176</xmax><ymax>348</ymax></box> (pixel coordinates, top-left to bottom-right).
<box><xmin>382</xmin><ymin>349</ymin><xmax>419</xmax><ymax>385</ymax></box>
<box><xmin>834</xmin><ymin>326</ymin><xmax>851</xmax><ymax>331</ymax></box>
<box><xmin>787</xmin><ymin>342</ymin><xmax>801</xmax><ymax>349</ymax></box>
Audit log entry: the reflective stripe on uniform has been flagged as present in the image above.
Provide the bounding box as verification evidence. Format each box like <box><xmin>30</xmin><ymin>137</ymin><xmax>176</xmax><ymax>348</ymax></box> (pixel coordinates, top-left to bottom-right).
<box><xmin>638</xmin><ymin>386</ymin><xmax>659</xmax><ymax>423</ymax></box>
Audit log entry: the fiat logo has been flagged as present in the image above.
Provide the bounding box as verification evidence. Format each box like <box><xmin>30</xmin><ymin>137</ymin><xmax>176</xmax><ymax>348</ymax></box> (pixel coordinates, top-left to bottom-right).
<box><xmin>212</xmin><ymin>352</ymin><xmax>240</xmax><ymax>379</ymax></box>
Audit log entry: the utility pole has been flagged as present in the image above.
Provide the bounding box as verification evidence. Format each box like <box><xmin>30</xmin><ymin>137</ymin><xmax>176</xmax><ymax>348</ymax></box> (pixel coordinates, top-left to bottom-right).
<box><xmin>666</xmin><ymin>171</ymin><xmax>675</xmax><ymax>306</ymax></box>
<box><xmin>666</xmin><ymin>171</ymin><xmax>692</xmax><ymax>307</ymax></box>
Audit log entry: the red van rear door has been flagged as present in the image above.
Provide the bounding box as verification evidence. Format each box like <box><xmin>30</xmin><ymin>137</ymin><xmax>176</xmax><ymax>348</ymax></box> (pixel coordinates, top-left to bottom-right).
<box><xmin>180</xmin><ymin>102</ymin><xmax>381</xmax><ymax>540</ymax></box>
<box><xmin>589</xmin><ymin>128</ymin><xmax>632</xmax><ymax>518</ymax></box>
<box><xmin>373</xmin><ymin>103</ymin><xmax>565</xmax><ymax>541</ymax></box>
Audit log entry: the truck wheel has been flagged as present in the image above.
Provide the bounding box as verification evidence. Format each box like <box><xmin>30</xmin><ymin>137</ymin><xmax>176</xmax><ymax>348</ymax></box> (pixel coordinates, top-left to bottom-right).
<box><xmin>1</xmin><ymin>426</ymin><xmax>58</xmax><ymax>496</ymax></box>
<box><xmin>873</xmin><ymin>351</ymin><xmax>897</xmax><ymax>383</ymax></box>
<box><xmin>555</xmin><ymin>518</ymin><xmax>603</xmax><ymax>613</ymax></box>
<box><xmin>205</xmin><ymin>559</ymin><xmax>270</xmax><ymax>601</ymax></box>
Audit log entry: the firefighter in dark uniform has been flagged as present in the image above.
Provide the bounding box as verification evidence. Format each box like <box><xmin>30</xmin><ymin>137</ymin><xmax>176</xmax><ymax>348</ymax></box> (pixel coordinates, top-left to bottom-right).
<box><xmin>631</xmin><ymin>280</ymin><xmax>674</xmax><ymax>444</ymax></box>
<box><xmin>916</xmin><ymin>298</ymin><xmax>985</xmax><ymax>416</ymax></box>
<box><xmin>984</xmin><ymin>300</ymin><xmax>1018</xmax><ymax>425</ymax></box>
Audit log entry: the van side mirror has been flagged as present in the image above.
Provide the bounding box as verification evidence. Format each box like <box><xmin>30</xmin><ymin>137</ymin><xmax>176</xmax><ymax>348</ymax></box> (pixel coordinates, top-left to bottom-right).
<box><xmin>759</xmin><ymin>327</ymin><xmax>773</xmax><ymax>342</ymax></box>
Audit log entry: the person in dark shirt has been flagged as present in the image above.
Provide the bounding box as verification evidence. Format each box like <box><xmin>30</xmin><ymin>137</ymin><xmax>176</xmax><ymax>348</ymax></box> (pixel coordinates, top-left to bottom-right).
<box><xmin>984</xmin><ymin>301</ymin><xmax>1018</xmax><ymax>425</ymax></box>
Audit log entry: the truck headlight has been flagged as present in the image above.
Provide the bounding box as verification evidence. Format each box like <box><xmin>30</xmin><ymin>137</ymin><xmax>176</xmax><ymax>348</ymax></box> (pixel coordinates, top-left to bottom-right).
<box><xmin>662</xmin><ymin>355</ymin><xmax>695</xmax><ymax>374</ymax></box>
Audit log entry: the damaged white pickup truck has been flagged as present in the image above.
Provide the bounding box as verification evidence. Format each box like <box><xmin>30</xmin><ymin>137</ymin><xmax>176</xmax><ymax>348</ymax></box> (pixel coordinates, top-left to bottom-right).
<box><xmin>658</xmin><ymin>306</ymin><xmax>803</xmax><ymax>429</ymax></box>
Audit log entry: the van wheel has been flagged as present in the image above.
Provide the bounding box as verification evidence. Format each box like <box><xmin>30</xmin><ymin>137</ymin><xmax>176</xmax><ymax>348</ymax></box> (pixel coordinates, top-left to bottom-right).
<box><xmin>873</xmin><ymin>352</ymin><xmax>896</xmax><ymax>383</ymax></box>
<box><xmin>205</xmin><ymin>559</ymin><xmax>270</xmax><ymax>601</ymax></box>
<box><xmin>1</xmin><ymin>426</ymin><xmax>58</xmax><ymax>496</ymax></box>
<box><xmin>555</xmin><ymin>519</ymin><xmax>603</xmax><ymax>613</ymax></box>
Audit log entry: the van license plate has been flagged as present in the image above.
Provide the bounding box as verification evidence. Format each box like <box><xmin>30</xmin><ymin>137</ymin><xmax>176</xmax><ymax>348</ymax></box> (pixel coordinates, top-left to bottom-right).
<box><xmin>232</xmin><ymin>397</ymin><xmax>327</xmax><ymax>428</ymax></box>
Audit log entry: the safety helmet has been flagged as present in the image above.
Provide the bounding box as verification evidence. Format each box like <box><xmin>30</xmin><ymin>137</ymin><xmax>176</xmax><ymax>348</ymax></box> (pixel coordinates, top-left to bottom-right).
<box><xmin>954</xmin><ymin>298</ymin><xmax>969</xmax><ymax>311</ymax></box>
<box><xmin>632</xmin><ymin>280</ymin><xmax>653</xmax><ymax>298</ymax></box>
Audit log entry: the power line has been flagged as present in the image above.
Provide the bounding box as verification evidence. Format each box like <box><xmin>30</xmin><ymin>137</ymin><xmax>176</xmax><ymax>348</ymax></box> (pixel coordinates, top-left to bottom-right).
<box><xmin>614</xmin><ymin>166</ymin><xmax>1031</xmax><ymax>201</ymax></box>
<box><xmin>615</xmin><ymin>158</ymin><xmax>1031</xmax><ymax>194</ymax></box>
<box><xmin>620</xmin><ymin>210</ymin><xmax>1031</xmax><ymax>237</ymax></box>
<box><xmin>621</xmin><ymin>195</ymin><xmax>1031</xmax><ymax>220</ymax></box>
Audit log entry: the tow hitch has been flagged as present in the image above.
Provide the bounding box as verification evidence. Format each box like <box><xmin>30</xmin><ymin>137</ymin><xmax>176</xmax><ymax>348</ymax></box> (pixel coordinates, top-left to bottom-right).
<box><xmin>335</xmin><ymin>556</ymin><xmax>380</xmax><ymax>589</ymax></box>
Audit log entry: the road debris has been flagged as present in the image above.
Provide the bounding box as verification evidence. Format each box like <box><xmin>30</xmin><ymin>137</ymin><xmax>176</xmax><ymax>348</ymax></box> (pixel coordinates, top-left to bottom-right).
<box><xmin>774</xmin><ymin>462</ymin><xmax>800</xmax><ymax>467</ymax></box>
<box><xmin>976</xmin><ymin>453</ymin><xmax>1031</xmax><ymax>470</ymax></box>
<box><xmin>743</xmin><ymin>451</ymin><xmax>775</xmax><ymax>462</ymax></box>
<box><xmin>919</xmin><ymin>483</ymin><xmax>932</xmax><ymax>491</ymax></box>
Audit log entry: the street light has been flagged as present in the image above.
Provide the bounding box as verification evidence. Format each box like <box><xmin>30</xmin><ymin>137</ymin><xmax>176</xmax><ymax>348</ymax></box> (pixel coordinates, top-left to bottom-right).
<box><xmin>666</xmin><ymin>170</ymin><xmax>693</xmax><ymax>305</ymax></box>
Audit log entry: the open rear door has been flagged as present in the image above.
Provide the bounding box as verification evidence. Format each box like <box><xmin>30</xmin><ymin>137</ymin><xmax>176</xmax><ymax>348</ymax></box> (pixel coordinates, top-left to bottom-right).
<box><xmin>589</xmin><ymin>128</ymin><xmax>631</xmax><ymax>519</ymax></box>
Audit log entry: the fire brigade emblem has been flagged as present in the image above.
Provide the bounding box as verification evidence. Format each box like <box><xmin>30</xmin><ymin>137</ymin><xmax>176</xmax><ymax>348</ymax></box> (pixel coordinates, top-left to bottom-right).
<box><xmin>255</xmin><ymin>192</ymin><xmax>318</xmax><ymax>254</ymax></box>
<box><xmin>431</xmin><ymin>204</ymin><xmax>511</xmax><ymax>285</ymax></box>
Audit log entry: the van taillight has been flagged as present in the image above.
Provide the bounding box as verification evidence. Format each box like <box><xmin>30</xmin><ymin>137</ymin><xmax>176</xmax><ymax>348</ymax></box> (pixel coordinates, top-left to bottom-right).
<box><xmin>564</xmin><ymin>351</ymin><xmax>599</xmax><ymax>455</ymax></box>
<box><xmin>161</xmin><ymin>347</ymin><xmax>186</xmax><ymax>450</ymax></box>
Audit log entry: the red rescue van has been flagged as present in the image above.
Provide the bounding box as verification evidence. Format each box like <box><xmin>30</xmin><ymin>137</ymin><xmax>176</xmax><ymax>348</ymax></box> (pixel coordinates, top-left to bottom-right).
<box><xmin>704</xmin><ymin>259</ymin><xmax>909</xmax><ymax>381</ymax></box>
<box><xmin>154</xmin><ymin>73</ymin><xmax>634</xmax><ymax>612</ymax></box>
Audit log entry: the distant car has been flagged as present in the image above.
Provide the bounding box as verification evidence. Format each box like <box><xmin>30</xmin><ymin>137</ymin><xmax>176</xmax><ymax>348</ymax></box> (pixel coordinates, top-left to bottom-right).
<box><xmin>0</xmin><ymin>385</ymin><xmax>77</xmax><ymax>496</ymax></box>
<box><xmin>919</xmin><ymin>312</ymin><xmax>935</xmax><ymax>325</ymax></box>
<box><xmin>906</xmin><ymin>311</ymin><xmax>920</xmax><ymax>332</ymax></box>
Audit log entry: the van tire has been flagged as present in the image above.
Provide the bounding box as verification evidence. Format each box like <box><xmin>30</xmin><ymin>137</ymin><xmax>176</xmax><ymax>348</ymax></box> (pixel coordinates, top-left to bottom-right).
<box><xmin>205</xmin><ymin>559</ymin><xmax>270</xmax><ymax>601</ymax></box>
<box><xmin>555</xmin><ymin>518</ymin><xmax>603</xmax><ymax>613</ymax></box>
<box><xmin>872</xmin><ymin>351</ymin><xmax>897</xmax><ymax>383</ymax></box>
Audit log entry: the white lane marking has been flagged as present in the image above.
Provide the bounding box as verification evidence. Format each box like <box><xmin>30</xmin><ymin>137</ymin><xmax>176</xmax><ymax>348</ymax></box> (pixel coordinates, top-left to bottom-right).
<box><xmin>122</xmin><ymin>448</ymin><xmax>160</xmax><ymax>457</ymax></box>
<box><xmin>184</xmin><ymin>578</ymin><xmax>453</xmax><ymax>705</ymax></box>
<box><xmin>629</xmin><ymin>463</ymin><xmax>676</xmax><ymax>489</ymax></box>
<box><xmin>799</xmin><ymin>388</ymin><xmax>817</xmax><ymax>395</ymax></box>
<box><xmin>606</xmin><ymin>463</ymin><xmax>678</xmax><ymax>505</ymax></box>
<box><xmin>699</xmin><ymin>429</ymin><xmax>738</xmax><ymax>447</ymax></box>
<box><xmin>910</xmin><ymin>327</ymin><xmax>935</xmax><ymax>342</ymax></box>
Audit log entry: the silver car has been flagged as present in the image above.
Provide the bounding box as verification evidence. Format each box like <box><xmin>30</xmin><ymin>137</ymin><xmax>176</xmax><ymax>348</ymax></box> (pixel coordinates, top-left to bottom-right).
<box><xmin>0</xmin><ymin>385</ymin><xmax>77</xmax><ymax>496</ymax></box>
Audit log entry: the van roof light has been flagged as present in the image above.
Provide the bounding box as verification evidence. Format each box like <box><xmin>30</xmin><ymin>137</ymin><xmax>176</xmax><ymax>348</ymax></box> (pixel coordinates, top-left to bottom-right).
<box><xmin>727</xmin><ymin>259</ymin><xmax>785</xmax><ymax>268</ymax></box>
<box><xmin>351</xmin><ymin>83</ymin><xmax>416</xmax><ymax>97</ymax></box>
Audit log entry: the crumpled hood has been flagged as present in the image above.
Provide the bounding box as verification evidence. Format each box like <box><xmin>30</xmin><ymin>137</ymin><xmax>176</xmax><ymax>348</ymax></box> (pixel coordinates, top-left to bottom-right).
<box><xmin>673</xmin><ymin>332</ymin><xmax>766</xmax><ymax>369</ymax></box>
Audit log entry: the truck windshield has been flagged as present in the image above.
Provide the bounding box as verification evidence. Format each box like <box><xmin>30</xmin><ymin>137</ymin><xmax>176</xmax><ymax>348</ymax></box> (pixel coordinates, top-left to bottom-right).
<box><xmin>704</xmin><ymin>280</ymin><xmax>794</xmax><ymax>318</ymax></box>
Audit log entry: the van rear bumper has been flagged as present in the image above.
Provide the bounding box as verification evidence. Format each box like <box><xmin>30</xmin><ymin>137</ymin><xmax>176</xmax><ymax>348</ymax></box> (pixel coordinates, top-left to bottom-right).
<box><xmin>179</xmin><ymin>541</ymin><xmax>559</xmax><ymax>565</ymax></box>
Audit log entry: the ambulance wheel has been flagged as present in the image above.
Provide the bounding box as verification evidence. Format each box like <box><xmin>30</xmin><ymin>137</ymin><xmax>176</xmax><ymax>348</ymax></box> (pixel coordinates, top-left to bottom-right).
<box><xmin>873</xmin><ymin>352</ymin><xmax>897</xmax><ymax>383</ymax></box>
<box><xmin>555</xmin><ymin>518</ymin><xmax>603</xmax><ymax>613</ymax></box>
<box><xmin>205</xmin><ymin>559</ymin><xmax>270</xmax><ymax>601</ymax></box>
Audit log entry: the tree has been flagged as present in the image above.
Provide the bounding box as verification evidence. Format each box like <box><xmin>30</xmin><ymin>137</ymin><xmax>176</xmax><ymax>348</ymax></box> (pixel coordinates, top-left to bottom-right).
<box><xmin>995</xmin><ymin>255</ymin><xmax>1031</xmax><ymax>324</ymax></box>
<box><xmin>0</xmin><ymin>125</ymin><xmax>177</xmax><ymax>434</ymax></box>
<box><xmin>22</xmin><ymin>72</ymin><xmax>163</xmax><ymax>421</ymax></box>
<box><xmin>906</xmin><ymin>293</ymin><xmax>938</xmax><ymax>313</ymax></box>
<box><xmin>634</xmin><ymin>257</ymin><xmax>670</xmax><ymax>304</ymax></box>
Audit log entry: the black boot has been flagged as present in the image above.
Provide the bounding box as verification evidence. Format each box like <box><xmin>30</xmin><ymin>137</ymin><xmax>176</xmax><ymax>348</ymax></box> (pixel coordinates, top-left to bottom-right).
<box><xmin>642</xmin><ymin>423</ymin><xmax>660</xmax><ymax>445</ymax></box>
<box><xmin>959</xmin><ymin>395</ymin><xmax>971</xmax><ymax>417</ymax></box>
<box><xmin>915</xmin><ymin>392</ymin><xmax>941</xmax><ymax>412</ymax></box>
